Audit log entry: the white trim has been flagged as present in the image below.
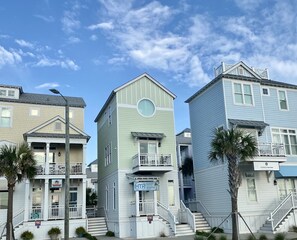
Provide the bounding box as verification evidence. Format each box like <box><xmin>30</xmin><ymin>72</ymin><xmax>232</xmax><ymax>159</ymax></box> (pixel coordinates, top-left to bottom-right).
<box><xmin>271</xmin><ymin>127</ymin><xmax>297</xmax><ymax>156</ymax></box>
<box><xmin>261</xmin><ymin>87</ymin><xmax>270</xmax><ymax>96</ymax></box>
<box><xmin>223</xmin><ymin>61</ymin><xmax>262</xmax><ymax>79</ymax></box>
<box><xmin>0</xmin><ymin>105</ymin><xmax>13</xmax><ymax>128</ymax></box>
<box><xmin>137</xmin><ymin>98</ymin><xmax>156</xmax><ymax>118</ymax></box>
<box><xmin>29</xmin><ymin>107</ymin><xmax>40</xmax><ymax>117</ymax></box>
<box><xmin>232</xmin><ymin>81</ymin><xmax>254</xmax><ymax>106</ymax></box>
<box><xmin>277</xmin><ymin>89</ymin><xmax>289</xmax><ymax>111</ymax></box>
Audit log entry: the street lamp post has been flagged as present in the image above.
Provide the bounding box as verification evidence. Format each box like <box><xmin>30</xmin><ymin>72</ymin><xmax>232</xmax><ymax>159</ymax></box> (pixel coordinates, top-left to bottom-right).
<box><xmin>50</xmin><ymin>89</ymin><xmax>70</xmax><ymax>240</ymax></box>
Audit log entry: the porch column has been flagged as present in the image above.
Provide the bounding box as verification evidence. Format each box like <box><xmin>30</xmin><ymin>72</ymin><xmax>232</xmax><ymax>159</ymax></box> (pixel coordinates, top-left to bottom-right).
<box><xmin>82</xmin><ymin>144</ymin><xmax>87</xmax><ymax>174</ymax></box>
<box><xmin>24</xmin><ymin>179</ymin><xmax>30</xmax><ymax>221</ymax></box>
<box><xmin>154</xmin><ymin>190</ymin><xmax>158</xmax><ymax>215</ymax></box>
<box><xmin>44</xmin><ymin>179</ymin><xmax>49</xmax><ymax>220</ymax></box>
<box><xmin>82</xmin><ymin>178</ymin><xmax>87</xmax><ymax>218</ymax></box>
<box><xmin>45</xmin><ymin>142</ymin><xmax>50</xmax><ymax>174</ymax></box>
<box><xmin>135</xmin><ymin>190</ymin><xmax>140</xmax><ymax>217</ymax></box>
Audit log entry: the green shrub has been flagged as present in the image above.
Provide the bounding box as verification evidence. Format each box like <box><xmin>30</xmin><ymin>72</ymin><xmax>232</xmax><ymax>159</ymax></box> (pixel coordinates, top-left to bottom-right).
<box><xmin>194</xmin><ymin>235</ymin><xmax>205</xmax><ymax>240</ymax></box>
<box><xmin>84</xmin><ymin>232</ymin><xmax>97</xmax><ymax>240</ymax></box>
<box><xmin>75</xmin><ymin>226</ymin><xmax>86</xmax><ymax>237</ymax></box>
<box><xmin>211</xmin><ymin>227</ymin><xmax>224</xmax><ymax>233</ymax></box>
<box><xmin>274</xmin><ymin>233</ymin><xmax>286</xmax><ymax>240</ymax></box>
<box><xmin>196</xmin><ymin>230</ymin><xmax>209</xmax><ymax>237</ymax></box>
<box><xmin>219</xmin><ymin>236</ymin><xmax>227</xmax><ymax>240</ymax></box>
<box><xmin>159</xmin><ymin>231</ymin><xmax>166</xmax><ymax>237</ymax></box>
<box><xmin>259</xmin><ymin>234</ymin><xmax>268</xmax><ymax>240</ymax></box>
<box><xmin>246</xmin><ymin>235</ymin><xmax>255</xmax><ymax>240</ymax></box>
<box><xmin>207</xmin><ymin>235</ymin><xmax>216</xmax><ymax>240</ymax></box>
<box><xmin>20</xmin><ymin>231</ymin><xmax>34</xmax><ymax>240</ymax></box>
<box><xmin>48</xmin><ymin>227</ymin><xmax>61</xmax><ymax>236</ymax></box>
<box><xmin>105</xmin><ymin>230</ymin><xmax>115</xmax><ymax>237</ymax></box>
<box><xmin>291</xmin><ymin>225</ymin><xmax>297</xmax><ymax>233</ymax></box>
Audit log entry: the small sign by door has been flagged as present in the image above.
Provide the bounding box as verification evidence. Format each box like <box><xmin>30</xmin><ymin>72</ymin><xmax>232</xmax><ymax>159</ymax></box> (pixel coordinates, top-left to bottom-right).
<box><xmin>35</xmin><ymin>220</ymin><xmax>41</xmax><ymax>228</ymax></box>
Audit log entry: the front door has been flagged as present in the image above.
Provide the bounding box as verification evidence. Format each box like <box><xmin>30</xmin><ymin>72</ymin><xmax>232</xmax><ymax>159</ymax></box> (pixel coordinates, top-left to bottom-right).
<box><xmin>140</xmin><ymin>141</ymin><xmax>157</xmax><ymax>165</ymax></box>
<box><xmin>50</xmin><ymin>193</ymin><xmax>60</xmax><ymax>217</ymax></box>
<box><xmin>278</xmin><ymin>179</ymin><xmax>296</xmax><ymax>200</ymax></box>
<box><xmin>139</xmin><ymin>191</ymin><xmax>145</xmax><ymax>215</ymax></box>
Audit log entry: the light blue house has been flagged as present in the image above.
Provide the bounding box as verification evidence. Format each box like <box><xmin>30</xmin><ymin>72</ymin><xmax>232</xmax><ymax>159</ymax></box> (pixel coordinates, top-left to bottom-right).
<box><xmin>186</xmin><ymin>61</ymin><xmax>297</xmax><ymax>234</ymax></box>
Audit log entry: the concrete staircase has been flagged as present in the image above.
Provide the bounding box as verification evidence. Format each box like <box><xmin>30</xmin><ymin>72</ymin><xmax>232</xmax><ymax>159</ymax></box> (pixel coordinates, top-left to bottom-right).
<box><xmin>175</xmin><ymin>223</ymin><xmax>195</xmax><ymax>236</ymax></box>
<box><xmin>194</xmin><ymin>212</ymin><xmax>211</xmax><ymax>232</ymax></box>
<box><xmin>87</xmin><ymin>217</ymin><xmax>108</xmax><ymax>236</ymax></box>
<box><xmin>260</xmin><ymin>211</ymin><xmax>294</xmax><ymax>233</ymax></box>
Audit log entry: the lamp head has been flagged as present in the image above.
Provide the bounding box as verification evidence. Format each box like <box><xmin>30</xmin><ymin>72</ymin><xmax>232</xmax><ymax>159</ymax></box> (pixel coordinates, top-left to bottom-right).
<box><xmin>49</xmin><ymin>89</ymin><xmax>60</xmax><ymax>94</ymax></box>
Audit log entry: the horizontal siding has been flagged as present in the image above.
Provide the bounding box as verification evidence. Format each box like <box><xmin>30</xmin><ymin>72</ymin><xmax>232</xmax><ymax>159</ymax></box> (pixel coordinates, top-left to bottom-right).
<box><xmin>189</xmin><ymin>80</ymin><xmax>226</xmax><ymax>170</ymax></box>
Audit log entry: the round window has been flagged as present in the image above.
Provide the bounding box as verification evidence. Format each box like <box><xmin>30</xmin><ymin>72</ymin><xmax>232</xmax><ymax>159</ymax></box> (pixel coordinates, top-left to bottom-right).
<box><xmin>137</xmin><ymin>99</ymin><xmax>155</xmax><ymax>117</ymax></box>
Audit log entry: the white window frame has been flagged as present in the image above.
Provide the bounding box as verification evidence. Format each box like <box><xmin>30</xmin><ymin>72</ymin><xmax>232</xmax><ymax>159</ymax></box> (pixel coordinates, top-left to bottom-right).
<box><xmin>104</xmin><ymin>143</ymin><xmax>112</xmax><ymax>166</ymax></box>
<box><xmin>272</xmin><ymin>127</ymin><xmax>297</xmax><ymax>156</ymax></box>
<box><xmin>113</xmin><ymin>182</ymin><xmax>116</xmax><ymax>210</ymax></box>
<box><xmin>30</xmin><ymin>108</ymin><xmax>40</xmax><ymax>117</ymax></box>
<box><xmin>105</xmin><ymin>185</ymin><xmax>109</xmax><ymax>210</ymax></box>
<box><xmin>246</xmin><ymin>173</ymin><xmax>258</xmax><ymax>202</ymax></box>
<box><xmin>261</xmin><ymin>88</ymin><xmax>270</xmax><ymax>96</ymax></box>
<box><xmin>108</xmin><ymin>106</ymin><xmax>112</xmax><ymax>126</ymax></box>
<box><xmin>0</xmin><ymin>106</ymin><xmax>12</xmax><ymax>128</ymax></box>
<box><xmin>233</xmin><ymin>82</ymin><xmax>254</xmax><ymax>106</ymax></box>
<box><xmin>278</xmin><ymin>90</ymin><xmax>289</xmax><ymax>111</ymax></box>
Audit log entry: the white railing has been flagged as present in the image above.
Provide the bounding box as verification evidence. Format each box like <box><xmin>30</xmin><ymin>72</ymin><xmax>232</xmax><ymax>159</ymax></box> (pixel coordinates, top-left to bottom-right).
<box><xmin>48</xmin><ymin>204</ymin><xmax>82</xmax><ymax>219</ymax></box>
<box><xmin>257</xmin><ymin>143</ymin><xmax>285</xmax><ymax>157</ymax></box>
<box><xmin>180</xmin><ymin>200</ymin><xmax>196</xmax><ymax>232</ymax></box>
<box><xmin>157</xmin><ymin>202</ymin><xmax>176</xmax><ymax>234</ymax></box>
<box><xmin>48</xmin><ymin>163</ymin><xmax>83</xmax><ymax>175</ymax></box>
<box><xmin>0</xmin><ymin>209</ymin><xmax>25</xmax><ymax>238</ymax></box>
<box><xmin>269</xmin><ymin>192</ymin><xmax>297</xmax><ymax>231</ymax></box>
<box><xmin>132</xmin><ymin>154</ymin><xmax>172</xmax><ymax>168</ymax></box>
<box><xmin>186</xmin><ymin>200</ymin><xmax>211</xmax><ymax>217</ymax></box>
<box><xmin>29</xmin><ymin>206</ymin><xmax>43</xmax><ymax>220</ymax></box>
<box><xmin>36</xmin><ymin>164</ymin><xmax>45</xmax><ymax>174</ymax></box>
<box><xmin>130</xmin><ymin>200</ymin><xmax>155</xmax><ymax>216</ymax></box>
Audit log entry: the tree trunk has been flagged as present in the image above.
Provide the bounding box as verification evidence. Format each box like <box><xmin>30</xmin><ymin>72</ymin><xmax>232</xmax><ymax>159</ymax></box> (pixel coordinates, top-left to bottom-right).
<box><xmin>231</xmin><ymin>196</ymin><xmax>239</xmax><ymax>240</ymax></box>
<box><xmin>6</xmin><ymin>184</ymin><xmax>15</xmax><ymax>240</ymax></box>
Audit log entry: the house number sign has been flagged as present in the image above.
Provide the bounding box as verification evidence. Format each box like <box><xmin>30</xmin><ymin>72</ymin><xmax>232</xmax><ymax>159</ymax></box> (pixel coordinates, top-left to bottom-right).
<box><xmin>134</xmin><ymin>181</ymin><xmax>158</xmax><ymax>191</ymax></box>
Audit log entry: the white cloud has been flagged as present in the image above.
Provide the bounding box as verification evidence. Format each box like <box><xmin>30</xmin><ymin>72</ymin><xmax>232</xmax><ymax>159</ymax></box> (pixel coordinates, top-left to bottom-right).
<box><xmin>68</xmin><ymin>36</ymin><xmax>81</xmax><ymax>44</ymax></box>
<box><xmin>61</xmin><ymin>10</ymin><xmax>80</xmax><ymax>34</ymax></box>
<box><xmin>0</xmin><ymin>46</ymin><xmax>22</xmax><ymax>68</ymax></box>
<box><xmin>90</xmin><ymin>35</ymin><xmax>98</xmax><ymax>41</ymax></box>
<box><xmin>35</xmin><ymin>82</ymin><xmax>59</xmax><ymax>89</ymax></box>
<box><xmin>88</xmin><ymin>22</ymin><xmax>114</xmax><ymax>30</ymax></box>
<box><xmin>15</xmin><ymin>39</ymin><xmax>34</xmax><ymax>49</ymax></box>
<box><xmin>34</xmin><ymin>14</ymin><xmax>54</xmax><ymax>22</ymax></box>
<box><xmin>34</xmin><ymin>57</ymin><xmax>79</xmax><ymax>71</ymax></box>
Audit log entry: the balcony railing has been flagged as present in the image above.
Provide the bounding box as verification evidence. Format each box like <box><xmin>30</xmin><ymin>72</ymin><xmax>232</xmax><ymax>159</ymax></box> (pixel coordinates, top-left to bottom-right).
<box><xmin>132</xmin><ymin>153</ymin><xmax>172</xmax><ymax>168</ymax></box>
<box><xmin>130</xmin><ymin>200</ymin><xmax>155</xmax><ymax>216</ymax></box>
<box><xmin>257</xmin><ymin>143</ymin><xmax>285</xmax><ymax>157</ymax></box>
<box><xmin>48</xmin><ymin>204</ymin><xmax>82</xmax><ymax>219</ymax></box>
<box><xmin>36</xmin><ymin>163</ymin><xmax>83</xmax><ymax>175</ymax></box>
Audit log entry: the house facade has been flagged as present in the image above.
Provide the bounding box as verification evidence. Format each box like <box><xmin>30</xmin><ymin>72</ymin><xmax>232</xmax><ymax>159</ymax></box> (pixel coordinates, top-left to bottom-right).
<box><xmin>176</xmin><ymin>128</ymin><xmax>195</xmax><ymax>202</ymax></box>
<box><xmin>95</xmin><ymin>74</ymin><xmax>182</xmax><ymax>238</ymax></box>
<box><xmin>186</xmin><ymin>61</ymin><xmax>297</xmax><ymax>233</ymax></box>
<box><xmin>0</xmin><ymin>85</ymin><xmax>89</xmax><ymax>239</ymax></box>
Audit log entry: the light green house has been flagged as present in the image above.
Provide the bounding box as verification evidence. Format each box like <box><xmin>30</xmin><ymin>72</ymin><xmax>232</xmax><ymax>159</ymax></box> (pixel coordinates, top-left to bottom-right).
<box><xmin>95</xmin><ymin>73</ymin><xmax>189</xmax><ymax>238</ymax></box>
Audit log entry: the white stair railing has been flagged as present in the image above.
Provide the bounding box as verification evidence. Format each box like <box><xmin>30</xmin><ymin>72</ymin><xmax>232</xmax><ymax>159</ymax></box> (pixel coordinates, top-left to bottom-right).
<box><xmin>0</xmin><ymin>209</ymin><xmax>25</xmax><ymax>238</ymax></box>
<box><xmin>157</xmin><ymin>202</ymin><xmax>176</xmax><ymax>234</ymax></box>
<box><xmin>180</xmin><ymin>200</ymin><xmax>196</xmax><ymax>232</ymax></box>
<box><xmin>269</xmin><ymin>192</ymin><xmax>297</xmax><ymax>231</ymax></box>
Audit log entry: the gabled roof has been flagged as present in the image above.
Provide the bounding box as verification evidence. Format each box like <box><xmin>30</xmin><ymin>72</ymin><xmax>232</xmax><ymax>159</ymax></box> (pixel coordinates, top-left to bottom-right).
<box><xmin>186</xmin><ymin>61</ymin><xmax>297</xmax><ymax>103</ymax></box>
<box><xmin>24</xmin><ymin>115</ymin><xmax>90</xmax><ymax>141</ymax></box>
<box><xmin>94</xmin><ymin>73</ymin><xmax>176</xmax><ymax>122</ymax></box>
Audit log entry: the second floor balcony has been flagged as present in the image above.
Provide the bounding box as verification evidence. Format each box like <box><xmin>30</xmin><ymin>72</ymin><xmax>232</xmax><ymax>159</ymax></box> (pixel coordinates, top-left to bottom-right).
<box><xmin>132</xmin><ymin>153</ymin><xmax>174</xmax><ymax>173</ymax></box>
<box><xmin>36</xmin><ymin>162</ymin><xmax>83</xmax><ymax>175</ymax></box>
<box><xmin>250</xmin><ymin>143</ymin><xmax>286</xmax><ymax>162</ymax></box>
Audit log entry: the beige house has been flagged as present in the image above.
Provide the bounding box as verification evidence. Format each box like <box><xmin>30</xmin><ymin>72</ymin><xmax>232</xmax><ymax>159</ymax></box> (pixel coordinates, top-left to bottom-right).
<box><xmin>0</xmin><ymin>84</ymin><xmax>90</xmax><ymax>239</ymax></box>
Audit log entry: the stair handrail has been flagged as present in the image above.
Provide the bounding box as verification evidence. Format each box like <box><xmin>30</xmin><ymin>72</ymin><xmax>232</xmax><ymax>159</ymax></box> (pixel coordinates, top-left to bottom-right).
<box><xmin>180</xmin><ymin>200</ymin><xmax>196</xmax><ymax>232</ymax></box>
<box><xmin>269</xmin><ymin>192</ymin><xmax>296</xmax><ymax>231</ymax></box>
<box><xmin>0</xmin><ymin>208</ymin><xmax>25</xmax><ymax>238</ymax></box>
<box><xmin>157</xmin><ymin>201</ymin><xmax>176</xmax><ymax>234</ymax></box>
<box><xmin>197</xmin><ymin>200</ymin><xmax>211</xmax><ymax>216</ymax></box>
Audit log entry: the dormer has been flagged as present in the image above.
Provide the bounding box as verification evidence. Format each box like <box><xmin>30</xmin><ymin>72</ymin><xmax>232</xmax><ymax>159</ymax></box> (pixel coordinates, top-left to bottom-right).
<box><xmin>214</xmin><ymin>61</ymin><xmax>269</xmax><ymax>79</ymax></box>
<box><xmin>0</xmin><ymin>85</ymin><xmax>22</xmax><ymax>99</ymax></box>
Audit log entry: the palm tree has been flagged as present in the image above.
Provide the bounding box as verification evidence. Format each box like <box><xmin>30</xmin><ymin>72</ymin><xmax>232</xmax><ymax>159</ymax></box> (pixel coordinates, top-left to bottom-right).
<box><xmin>208</xmin><ymin>128</ymin><xmax>257</xmax><ymax>240</ymax></box>
<box><xmin>0</xmin><ymin>142</ymin><xmax>37</xmax><ymax>240</ymax></box>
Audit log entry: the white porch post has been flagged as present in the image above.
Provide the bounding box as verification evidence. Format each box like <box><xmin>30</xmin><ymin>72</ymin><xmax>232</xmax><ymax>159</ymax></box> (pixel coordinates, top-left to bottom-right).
<box><xmin>45</xmin><ymin>142</ymin><xmax>50</xmax><ymax>174</ymax></box>
<box><xmin>135</xmin><ymin>190</ymin><xmax>140</xmax><ymax>216</ymax></box>
<box><xmin>82</xmin><ymin>144</ymin><xmax>87</xmax><ymax>174</ymax></box>
<box><xmin>24</xmin><ymin>179</ymin><xmax>30</xmax><ymax>221</ymax></box>
<box><xmin>154</xmin><ymin>190</ymin><xmax>158</xmax><ymax>215</ymax></box>
<box><xmin>82</xmin><ymin>178</ymin><xmax>87</xmax><ymax>219</ymax></box>
<box><xmin>44</xmin><ymin>179</ymin><xmax>49</xmax><ymax>220</ymax></box>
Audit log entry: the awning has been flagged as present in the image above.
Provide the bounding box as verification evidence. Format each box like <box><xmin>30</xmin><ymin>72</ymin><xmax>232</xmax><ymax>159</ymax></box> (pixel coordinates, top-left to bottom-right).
<box><xmin>229</xmin><ymin>119</ymin><xmax>269</xmax><ymax>129</ymax></box>
<box><xmin>274</xmin><ymin>166</ymin><xmax>297</xmax><ymax>178</ymax></box>
<box><xmin>131</xmin><ymin>132</ymin><xmax>165</xmax><ymax>139</ymax></box>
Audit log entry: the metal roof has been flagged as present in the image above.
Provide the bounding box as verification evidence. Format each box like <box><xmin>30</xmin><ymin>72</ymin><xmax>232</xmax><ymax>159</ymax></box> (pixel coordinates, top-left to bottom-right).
<box><xmin>23</xmin><ymin>132</ymin><xmax>90</xmax><ymax>141</ymax></box>
<box><xmin>229</xmin><ymin>119</ymin><xmax>269</xmax><ymax>129</ymax></box>
<box><xmin>131</xmin><ymin>132</ymin><xmax>166</xmax><ymax>139</ymax></box>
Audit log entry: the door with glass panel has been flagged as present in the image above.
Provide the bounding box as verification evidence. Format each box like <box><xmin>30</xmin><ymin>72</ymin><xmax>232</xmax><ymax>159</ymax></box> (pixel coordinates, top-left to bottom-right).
<box><xmin>140</xmin><ymin>141</ymin><xmax>157</xmax><ymax>166</ymax></box>
<box><xmin>278</xmin><ymin>179</ymin><xmax>296</xmax><ymax>200</ymax></box>
<box><xmin>70</xmin><ymin>187</ymin><xmax>78</xmax><ymax>217</ymax></box>
<box><xmin>31</xmin><ymin>187</ymin><xmax>43</xmax><ymax>219</ymax></box>
<box><xmin>50</xmin><ymin>192</ymin><xmax>60</xmax><ymax>218</ymax></box>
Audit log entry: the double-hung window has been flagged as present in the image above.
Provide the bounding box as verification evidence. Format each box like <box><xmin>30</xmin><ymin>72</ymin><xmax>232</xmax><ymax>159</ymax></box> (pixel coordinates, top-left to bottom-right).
<box><xmin>233</xmin><ymin>83</ymin><xmax>253</xmax><ymax>105</ymax></box>
<box><xmin>272</xmin><ymin>128</ymin><xmax>297</xmax><ymax>155</ymax></box>
<box><xmin>245</xmin><ymin>172</ymin><xmax>257</xmax><ymax>202</ymax></box>
<box><xmin>278</xmin><ymin>90</ymin><xmax>288</xmax><ymax>110</ymax></box>
<box><xmin>0</xmin><ymin>107</ymin><xmax>12</xmax><ymax>127</ymax></box>
<box><xmin>104</xmin><ymin>143</ymin><xmax>112</xmax><ymax>166</ymax></box>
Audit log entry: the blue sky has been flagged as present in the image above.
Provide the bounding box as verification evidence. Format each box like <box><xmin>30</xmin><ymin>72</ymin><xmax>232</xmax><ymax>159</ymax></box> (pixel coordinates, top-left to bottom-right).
<box><xmin>1</xmin><ymin>0</ymin><xmax>297</xmax><ymax>163</ymax></box>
